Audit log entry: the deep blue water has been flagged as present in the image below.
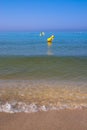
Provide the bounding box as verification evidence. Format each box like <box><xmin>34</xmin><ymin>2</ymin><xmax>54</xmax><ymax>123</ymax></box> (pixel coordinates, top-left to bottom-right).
<box><xmin>0</xmin><ymin>32</ymin><xmax>87</xmax><ymax>56</ymax></box>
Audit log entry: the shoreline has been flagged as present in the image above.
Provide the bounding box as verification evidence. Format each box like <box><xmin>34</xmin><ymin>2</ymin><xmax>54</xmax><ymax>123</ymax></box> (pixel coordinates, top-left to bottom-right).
<box><xmin>0</xmin><ymin>109</ymin><xmax>87</xmax><ymax>130</ymax></box>
<box><xmin>0</xmin><ymin>79</ymin><xmax>87</xmax><ymax>113</ymax></box>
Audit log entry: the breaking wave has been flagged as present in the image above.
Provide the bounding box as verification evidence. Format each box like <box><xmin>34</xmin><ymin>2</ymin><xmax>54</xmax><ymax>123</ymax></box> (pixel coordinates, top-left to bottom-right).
<box><xmin>0</xmin><ymin>101</ymin><xmax>87</xmax><ymax>113</ymax></box>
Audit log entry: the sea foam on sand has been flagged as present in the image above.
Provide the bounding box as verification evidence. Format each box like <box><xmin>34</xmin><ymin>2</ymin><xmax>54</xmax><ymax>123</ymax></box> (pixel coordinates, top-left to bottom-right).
<box><xmin>0</xmin><ymin>102</ymin><xmax>87</xmax><ymax>113</ymax></box>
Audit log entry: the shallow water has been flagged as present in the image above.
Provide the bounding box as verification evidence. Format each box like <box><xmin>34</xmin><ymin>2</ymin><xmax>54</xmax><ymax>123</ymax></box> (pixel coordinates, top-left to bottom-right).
<box><xmin>0</xmin><ymin>80</ymin><xmax>87</xmax><ymax>113</ymax></box>
<box><xmin>0</xmin><ymin>56</ymin><xmax>87</xmax><ymax>82</ymax></box>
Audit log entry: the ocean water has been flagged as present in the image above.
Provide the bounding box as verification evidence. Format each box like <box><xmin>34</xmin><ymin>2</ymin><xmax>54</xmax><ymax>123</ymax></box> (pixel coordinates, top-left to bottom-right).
<box><xmin>0</xmin><ymin>32</ymin><xmax>87</xmax><ymax>56</ymax></box>
<box><xmin>0</xmin><ymin>31</ymin><xmax>87</xmax><ymax>113</ymax></box>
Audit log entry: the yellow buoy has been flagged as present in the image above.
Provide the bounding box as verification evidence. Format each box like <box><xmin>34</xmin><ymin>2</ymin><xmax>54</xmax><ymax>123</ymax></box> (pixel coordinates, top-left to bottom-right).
<box><xmin>47</xmin><ymin>35</ymin><xmax>54</xmax><ymax>46</ymax></box>
<box><xmin>47</xmin><ymin>35</ymin><xmax>54</xmax><ymax>42</ymax></box>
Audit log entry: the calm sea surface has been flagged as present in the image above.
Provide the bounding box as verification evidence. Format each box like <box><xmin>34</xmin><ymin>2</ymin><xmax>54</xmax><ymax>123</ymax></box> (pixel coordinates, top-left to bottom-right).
<box><xmin>0</xmin><ymin>32</ymin><xmax>87</xmax><ymax>56</ymax></box>
<box><xmin>0</xmin><ymin>32</ymin><xmax>87</xmax><ymax>112</ymax></box>
<box><xmin>0</xmin><ymin>32</ymin><xmax>87</xmax><ymax>81</ymax></box>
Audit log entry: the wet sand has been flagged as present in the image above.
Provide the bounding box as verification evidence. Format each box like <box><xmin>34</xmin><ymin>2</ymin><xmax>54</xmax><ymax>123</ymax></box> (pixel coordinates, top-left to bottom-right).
<box><xmin>0</xmin><ymin>109</ymin><xmax>87</xmax><ymax>130</ymax></box>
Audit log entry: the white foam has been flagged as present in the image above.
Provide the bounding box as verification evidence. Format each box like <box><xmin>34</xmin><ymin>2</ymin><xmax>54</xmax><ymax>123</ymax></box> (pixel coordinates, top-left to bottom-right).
<box><xmin>0</xmin><ymin>102</ymin><xmax>12</xmax><ymax>113</ymax></box>
<box><xmin>39</xmin><ymin>105</ymin><xmax>48</xmax><ymax>111</ymax></box>
<box><xmin>24</xmin><ymin>104</ymin><xmax>38</xmax><ymax>113</ymax></box>
<box><xmin>0</xmin><ymin>101</ymin><xmax>87</xmax><ymax>113</ymax></box>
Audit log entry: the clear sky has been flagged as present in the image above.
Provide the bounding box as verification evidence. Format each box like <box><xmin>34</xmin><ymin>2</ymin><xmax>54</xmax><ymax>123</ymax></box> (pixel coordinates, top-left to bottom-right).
<box><xmin>0</xmin><ymin>0</ymin><xmax>87</xmax><ymax>31</ymax></box>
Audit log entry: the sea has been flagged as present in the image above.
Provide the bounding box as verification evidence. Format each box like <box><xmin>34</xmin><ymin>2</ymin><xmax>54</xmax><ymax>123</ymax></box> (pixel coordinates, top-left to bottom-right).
<box><xmin>0</xmin><ymin>31</ymin><xmax>87</xmax><ymax>113</ymax></box>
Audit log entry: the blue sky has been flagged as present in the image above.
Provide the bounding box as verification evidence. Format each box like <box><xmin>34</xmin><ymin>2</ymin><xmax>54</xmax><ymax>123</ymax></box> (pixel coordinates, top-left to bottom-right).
<box><xmin>0</xmin><ymin>0</ymin><xmax>87</xmax><ymax>31</ymax></box>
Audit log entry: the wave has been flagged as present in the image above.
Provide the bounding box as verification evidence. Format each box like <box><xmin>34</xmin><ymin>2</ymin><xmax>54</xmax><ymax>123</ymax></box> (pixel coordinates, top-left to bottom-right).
<box><xmin>0</xmin><ymin>101</ymin><xmax>87</xmax><ymax>113</ymax></box>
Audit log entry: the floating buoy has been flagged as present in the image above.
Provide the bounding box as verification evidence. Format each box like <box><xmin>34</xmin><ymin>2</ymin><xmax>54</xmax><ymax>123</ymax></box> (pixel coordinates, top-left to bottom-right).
<box><xmin>47</xmin><ymin>35</ymin><xmax>54</xmax><ymax>42</ymax></box>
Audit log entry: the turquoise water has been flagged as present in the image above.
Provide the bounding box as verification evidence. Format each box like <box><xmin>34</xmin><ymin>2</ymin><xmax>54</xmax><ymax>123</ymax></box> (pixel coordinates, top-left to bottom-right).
<box><xmin>0</xmin><ymin>32</ymin><xmax>87</xmax><ymax>56</ymax></box>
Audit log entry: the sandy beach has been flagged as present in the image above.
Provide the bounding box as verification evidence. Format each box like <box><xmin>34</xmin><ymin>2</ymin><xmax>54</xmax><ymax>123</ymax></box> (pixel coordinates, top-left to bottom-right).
<box><xmin>0</xmin><ymin>109</ymin><xmax>87</xmax><ymax>130</ymax></box>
